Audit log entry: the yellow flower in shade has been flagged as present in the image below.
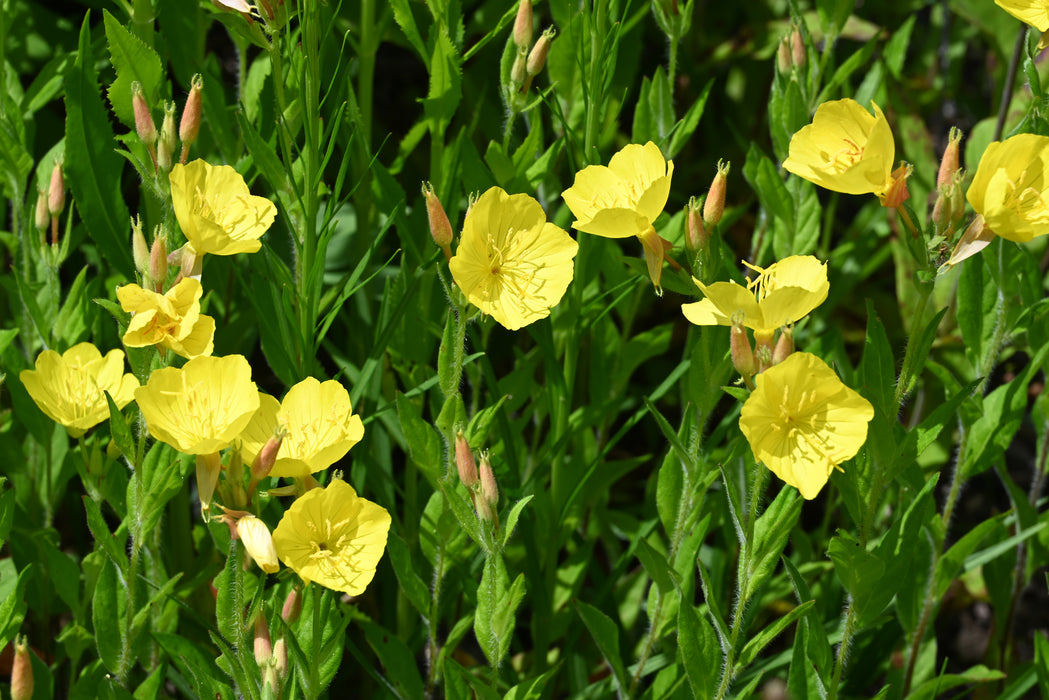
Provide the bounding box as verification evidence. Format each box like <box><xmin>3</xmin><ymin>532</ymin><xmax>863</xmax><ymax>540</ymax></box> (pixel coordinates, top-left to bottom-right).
<box><xmin>681</xmin><ymin>255</ymin><xmax>828</xmax><ymax>341</ymax></box>
<box><xmin>117</xmin><ymin>278</ymin><xmax>215</xmax><ymax>359</ymax></box>
<box><xmin>135</xmin><ymin>354</ymin><xmax>259</xmax><ymax>454</ymax></box>
<box><xmin>169</xmin><ymin>159</ymin><xmax>277</xmax><ymax>256</ymax></box>
<box><xmin>966</xmin><ymin>133</ymin><xmax>1049</xmax><ymax>242</ymax></box>
<box><xmin>449</xmin><ymin>186</ymin><xmax>578</xmax><ymax>330</ymax></box>
<box><xmin>272</xmin><ymin>479</ymin><xmax>391</xmax><ymax>596</ymax></box>
<box><xmin>561</xmin><ymin>141</ymin><xmax>674</xmax><ymax>291</ymax></box>
<box><xmin>783</xmin><ymin>99</ymin><xmax>896</xmax><ymax>197</ymax></box>
<box><xmin>19</xmin><ymin>343</ymin><xmax>139</xmax><ymax>438</ymax></box>
<box><xmin>995</xmin><ymin>0</ymin><xmax>1049</xmax><ymax>49</ymax></box>
<box><xmin>237</xmin><ymin>515</ymin><xmax>280</xmax><ymax>574</ymax></box>
<box><xmin>740</xmin><ymin>352</ymin><xmax>874</xmax><ymax>500</ymax></box>
<box><xmin>239</xmin><ymin>377</ymin><xmax>365</xmax><ymax>478</ymax></box>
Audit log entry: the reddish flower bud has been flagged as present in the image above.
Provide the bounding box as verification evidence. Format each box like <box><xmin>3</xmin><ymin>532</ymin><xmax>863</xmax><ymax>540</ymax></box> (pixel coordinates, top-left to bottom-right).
<box><xmin>479</xmin><ymin>452</ymin><xmax>498</xmax><ymax>515</ymax></box>
<box><xmin>132</xmin><ymin>82</ymin><xmax>157</xmax><ymax>148</ymax></box>
<box><xmin>11</xmin><ymin>636</ymin><xmax>33</xmax><ymax>700</ymax></box>
<box><xmin>48</xmin><ymin>159</ymin><xmax>65</xmax><ymax>217</ymax></box>
<box><xmin>149</xmin><ymin>231</ymin><xmax>168</xmax><ymax>292</ymax></box>
<box><xmin>776</xmin><ymin>37</ymin><xmax>791</xmax><ymax>75</ymax></box>
<box><xmin>790</xmin><ymin>26</ymin><xmax>806</xmax><ymax>71</ymax></box>
<box><xmin>703</xmin><ymin>160</ymin><xmax>729</xmax><ymax>228</ymax></box>
<box><xmin>455</xmin><ymin>429</ymin><xmax>479</xmax><ymax>488</ymax></box>
<box><xmin>513</xmin><ymin>0</ymin><xmax>533</xmax><ymax>51</ymax></box>
<box><xmin>881</xmin><ymin>163</ymin><xmax>913</xmax><ymax>210</ymax></box>
<box><xmin>937</xmin><ymin>127</ymin><xmax>962</xmax><ymax>189</ymax></box>
<box><xmin>730</xmin><ymin>319</ymin><xmax>756</xmax><ymax>378</ymax></box>
<box><xmin>527</xmin><ymin>27</ymin><xmax>555</xmax><ymax>77</ymax></box>
<box><xmin>179</xmin><ymin>74</ymin><xmax>204</xmax><ymax>164</ymax></box>
<box><xmin>281</xmin><ymin>588</ymin><xmax>302</xmax><ymax>624</ymax></box>
<box><xmin>772</xmin><ymin>326</ymin><xmax>794</xmax><ymax>366</ymax></box>
<box><xmin>254</xmin><ymin>611</ymin><xmax>273</xmax><ymax>664</ymax></box>
<box><xmin>685</xmin><ymin>196</ymin><xmax>708</xmax><ymax>254</ymax></box>
<box><xmin>422</xmin><ymin>182</ymin><xmax>454</xmax><ymax>260</ymax></box>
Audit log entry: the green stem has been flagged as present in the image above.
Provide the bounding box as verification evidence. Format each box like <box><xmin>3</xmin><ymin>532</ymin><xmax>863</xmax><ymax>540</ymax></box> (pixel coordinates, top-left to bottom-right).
<box><xmin>827</xmin><ymin>604</ymin><xmax>858</xmax><ymax>700</ymax></box>
<box><xmin>424</xmin><ymin>498</ymin><xmax>448</xmax><ymax>698</ymax></box>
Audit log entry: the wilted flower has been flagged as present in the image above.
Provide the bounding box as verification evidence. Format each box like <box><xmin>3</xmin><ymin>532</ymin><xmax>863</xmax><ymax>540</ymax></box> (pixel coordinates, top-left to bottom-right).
<box><xmin>739</xmin><ymin>352</ymin><xmax>874</xmax><ymax>499</ymax></box>
<box><xmin>966</xmin><ymin>133</ymin><xmax>1049</xmax><ymax>242</ymax></box>
<box><xmin>169</xmin><ymin>159</ymin><xmax>277</xmax><ymax>256</ymax></box>
<box><xmin>681</xmin><ymin>255</ymin><xmax>829</xmax><ymax>342</ymax></box>
<box><xmin>561</xmin><ymin>141</ymin><xmax>674</xmax><ymax>290</ymax></box>
<box><xmin>20</xmin><ymin>343</ymin><xmax>139</xmax><ymax>438</ymax></box>
<box><xmin>272</xmin><ymin>479</ymin><xmax>391</xmax><ymax>596</ymax></box>
<box><xmin>239</xmin><ymin>377</ymin><xmax>365</xmax><ymax>478</ymax></box>
<box><xmin>135</xmin><ymin>354</ymin><xmax>259</xmax><ymax>454</ymax></box>
<box><xmin>783</xmin><ymin>99</ymin><xmax>896</xmax><ymax>198</ymax></box>
<box><xmin>118</xmin><ymin>277</ymin><xmax>216</xmax><ymax>359</ymax></box>
<box><xmin>449</xmin><ymin>186</ymin><xmax>578</xmax><ymax>330</ymax></box>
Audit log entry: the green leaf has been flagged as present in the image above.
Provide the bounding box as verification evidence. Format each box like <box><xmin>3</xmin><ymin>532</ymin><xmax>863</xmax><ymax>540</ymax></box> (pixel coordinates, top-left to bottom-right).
<box><xmin>679</xmin><ymin>599</ymin><xmax>720</xmax><ymax>700</ymax></box>
<box><xmin>827</xmin><ymin>533</ymin><xmax>884</xmax><ymax>603</ymax></box>
<box><xmin>437</xmin><ymin>310</ymin><xmax>463</xmax><ymax>398</ymax></box>
<box><xmin>105</xmin><ymin>391</ymin><xmax>135</xmax><ymax>461</ymax></box>
<box><xmin>386</xmin><ymin>531</ymin><xmax>431</xmax><ymax>618</ymax></box>
<box><xmin>746</xmin><ymin>487</ymin><xmax>801</xmax><ymax>600</ymax></box>
<box><xmin>214</xmin><ymin>540</ymin><xmax>245</xmax><ymax>649</ymax></box>
<box><xmin>65</xmin><ymin>14</ymin><xmax>134</xmax><ymax>277</ymax></box>
<box><xmin>439</xmin><ymin>481</ymin><xmax>484</xmax><ymax>549</ymax></box>
<box><xmin>738</xmin><ymin>600</ymin><xmax>815</xmax><ymax>667</ymax></box>
<box><xmin>475</xmin><ymin>554</ymin><xmax>525</xmax><ymax>668</ymax></box>
<box><xmin>743</xmin><ymin>144</ymin><xmax>793</xmax><ymax>230</ymax></box>
<box><xmin>667</xmin><ymin>79</ymin><xmax>713</xmax><ymax>157</ymax></box>
<box><xmin>359</xmin><ymin>618</ymin><xmax>426</xmax><ymax>699</ymax></box>
<box><xmin>238</xmin><ymin>111</ymin><xmax>289</xmax><ymax>195</ymax></box>
<box><xmin>395</xmin><ymin>393</ymin><xmax>442</xmax><ymax>487</ymax></box>
<box><xmin>422</xmin><ymin>29</ymin><xmax>461</xmax><ymax>131</ymax></box>
<box><xmin>882</xmin><ymin>14</ymin><xmax>916</xmax><ymax>79</ymax></box>
<box><xmin>103</xmin><ymin>9</ymin><xmax>164</xmax><ymax>126</ymax></box>
<box><xmin>908</xmin><ymin>665</ymin><xmax>1006</xmax><ymax>700</ymax></box>
<box><xmin>92</xmin><ymin>558</ymin><xmax>124</xmax><ymax>673</ymax></box>
<box><xmin>154</xmin><ymin>631</ymin><xmax>232</xmax><ymax>699</ymax></box>
<box><xmin>0</xmin><ymin>564</ymin><xmax>32</xmax><ymax>650</ymax></box>
<box><xmin>390</xmin><ymin>0</ymin><xmax>429</xmax><ymax>67</ymax></box>
<box><xmin>83</xmin><ymin>497</ymin><xmax>129</xmax><ymax>573</ymax></box>
<box><xmin>502</xmin><ymin>494</ymin><xmax>533</xmax><ymax>546</ymax></box>
<box><xmin>503</xmin><ymin>667</ymin><xmax>558</xmax><ymax>700</ymax></box>
<box><xmin>576</xmin><ymin>600</ymin><xmax>629</xmax><ymax>696</ymax></box>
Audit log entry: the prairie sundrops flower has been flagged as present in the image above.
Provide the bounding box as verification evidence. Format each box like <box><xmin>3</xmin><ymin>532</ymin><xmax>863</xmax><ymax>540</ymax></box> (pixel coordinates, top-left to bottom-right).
<box><xmin>783</xmin><ymin>99</ymin><xmax>899</xmax><ymax>200</ymax></box>
<box><xmin>966</xmin><ymin>133</ymin><xmax>1049</xmax><ymax>242</ymax></box>
<box><xmin>995</xmin><ymin>0</ymin><xmax>1049</xmax><ymax>49</ymax></box>
<box><xmin>740</xmin><ymin>352</ymin><xmax>874</xmax><ymax>499</ymax></box>
<box><xmin>20</xmin><ymin>343</ymin><xmax>139</xmax><ymax>438</ymax></box>
<box><xmin>135</xmin><ymin>354</ymin><xmax>259</xmax><ymax>454</ymax></box>
<box><xmin>169</xmin><ymin>159</ymin><xmax>277</xmax><ymax>256</ymax></box>
<box><xmin>449</xmin><ymin>186</ymin><xmax>578</xmax><ymax>330</ymax></box>
<box><xmin>117</xmin><ymin>278</ymin><xmax>216</xmax><ymax>359</ymax></box>
<box><xmin>681</xmin><ymin>255</ymin><xmax>828</xmax><ymax>342</ymax></box>
<box><xmin>272</xmin><ymin>478</ymin><xmax>391</xmax><ymax>596</ymax></box>
<box><xmin>561</xmin><ymin>141</ymin><xmax>674</xmax><ymax>291</ymax></box>
<box><xmin>239</xmin><ymin>377</ymin><xmax>365</xmax><ymax>479</ymax></box>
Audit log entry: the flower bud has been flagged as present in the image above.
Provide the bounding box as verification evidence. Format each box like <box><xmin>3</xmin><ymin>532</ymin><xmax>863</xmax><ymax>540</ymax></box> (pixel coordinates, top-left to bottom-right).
<box><xmin>273</xmin><ymin>637</ymin><xmax>288</xmax><ymax>679</ymax></box>
<box><xmin>48</xmin><ymin>159</ymin><xmax>65</xmax><ymax>217</ymax></box>
<box><xmin>527</xmin><ymin>27</ymin><xmax>555</xmax><ymax>77</ymax></box>
<box><xmin>179</xmin><ymin>74</ymin><xmax>204</xmax><ymax>164</ymax></box>
<box><xmin>157</xmin><ymin>101</ymin><xmax>177</xmax><ymax>173</ymax></box>
<box><xmin>34</xmin><ymin>189</ymin><xmax>49</xmax><ymax>233</ymax></box>
<box><xmin>479</xmin><ymin>451</ymin><xmax>498</xmax><ymax>514</ymax></box>
<box><xmin>254</xmin><ymin>611</ymin><xmax>273</xmax><ymax>664</ymax></box>
<box><xmin>238</xmin><ymin>515</ymin><xmax>280</xmax><ymax>574</ymax></box>
<box><xmin>149</xmin><ymin>231</ymin><xmax>168</xmax><ymax>292</ymax></box>
<box><xmin>422</xmin><ymin>182</ymin><xmax>454</xmax><ymax>260</ymax></box>
<box><xmin>262</xmin><ymin>662</ymin><xmax>280</xmax><ymax>700</ymax></box>
<box><xmin>455</xmin><ymin>429</ymin><xmax>479</xmax><ymax>488</ymax></box>
<box><xmin>253</xmin><ymin>426</ymin><xmax>286</xmax><ymax>482</ymax></box>
<box><xmin>685</xmin><ymin>196</ymin><xmax>708</xmax><ymax>254</ymax></box>
<box><xmin>11</xmin><ymin>636</ymin><xmax>33</xmax><ymax>700</ymax></box>
<box><xmin>132</xmin><ymin>82</ymin><xmax>157</xmax><ymax>150</ymax></box>
<box><xmin>132</xmin><ymin>216</ymin><xmax>150</xmax><ymax>274</ymax></box>
<box><xmin>703</xmin><ymin>160</ymin><xmax>729</xmax><ymax>228</ymax></box>
<box><xmin>511</xmin><ymin>53</ymin><xmax>527</xmax><ymax>89</ymax></box>
<box><xmin>772</xmin><ymin>326</ymin><xmax>794</xmax><ymax>365</ymax></box>
<box><xmin>790</xmin><ymin>26</ymin><xmax>806</xmax><ymax>71</ymax></box>
<box><xmin>513</xmin><ymin>0</ymin><xmax>533</xmax><ymax>51</ymax></box>
<box><xmin>937</xmin><ymin>127</ymin><xmax>962</xmax><ymax>189</ymax></box>
<box><xmin>931</xmin><ymin>188</ymin><xmax>950</xmax><ymax>231</ymax></box>
<box><xmin>281</xmin><ymin>588</ymin><xmax>302</xmax><ymax>624</ymax></box>
<box><xmin>776</xmin><ymin>37</ymin><xmax>791</xmax><ymax>75</ymax></box>
<box><xmin>730</xmin><ymin>319</ymin><xmax>755</xmax><ymax>378</ymax></box>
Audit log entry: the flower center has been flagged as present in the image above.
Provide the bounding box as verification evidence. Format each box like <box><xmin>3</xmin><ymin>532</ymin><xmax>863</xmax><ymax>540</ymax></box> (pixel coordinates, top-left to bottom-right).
<box><xmin>480</xmin><ymin>228</ymin><xmax>550</xmax><ymax>315</ymax></box>
<box><xmin>1003</xmin><ymin>171</ymin><xmax>1049</xmax><ymax>224</ymax></box>
<box><xmin>822</xmin><ymin>138</ymin><xmax>865</xmax><ymax>173</ymax></box>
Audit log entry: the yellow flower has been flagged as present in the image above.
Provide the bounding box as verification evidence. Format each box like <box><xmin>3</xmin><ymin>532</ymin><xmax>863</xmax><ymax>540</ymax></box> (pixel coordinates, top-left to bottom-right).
<box><xmin>561</xmin><ymin>141</ymin><xmax>674</xmax><ymax>291</ymax></box>
<box><xmin>449</xmin><ymin>186</ymin><xmax>578</xmax><ymax>330</ymax></box>
<box><xmin>966</xmin><ymin>133</ymin><xmax>1049</xmax><ymax>242</ymax></box>
<box><xmin>239</xmin><ymin>377</ymin><xmax>365</xmax><ymax>478</ymax></box>
<box><xmin>117</xmin><ymin>278</ymin><xmax>215</xmax><ymax>359</ymax></box>
<box><xmin>169</xmin><ymin>159</ymin><xmax>277</xmax><ymax>256</ymax></box>
<box><xmin>740</xmin><ymin>352</ymin><xmax>874</xmax><ymax>499</ymax></box>
<box><xmin>237</xmin><ymin>515</ymin><xmax>280</xmax><ymax>574</ymax></box>
<box><xmin>135</xmin><ymin>354</ymin><xmax>259</xmax><ymax>454</ymax></box>
<box><xmin>19</xmin><ymin>343</ymin><xmax>139</xmax><ymax>438</ymax></box>
<box><xmin>783</xmin><ymin>99</ymin><xmax>896</xmax><ymax>197</ymax></box>
<box><xmin>681</xmin><ymin>255</ymin><xmax>828</xmax><ymax>341</ymax></box>
<box><xmin>272</xmin><ymin>479</ymin><xmax>391</xmax><ymax>596</ymax></box>
<box><xmin>995</xmin><ymin>0</ymin><xmax>1049</xmax><ymax>48</ymax></box>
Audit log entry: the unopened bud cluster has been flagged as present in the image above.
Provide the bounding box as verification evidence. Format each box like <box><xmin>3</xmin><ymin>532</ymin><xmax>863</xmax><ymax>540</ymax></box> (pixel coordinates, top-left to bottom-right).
<box><xmin>777</xmin><ymin>26</ymin><xmax>806</xmax><ymax>77</ymax></box>
<box><xmin>685</xmin><ymin>160</ymin><xmax>730</xmax><ymax>281</ymax></box>
<box><xmin>455</xmin><ymin>429</ymin><xmax>500</xmax><ymax>525</ymax></box>
<box><xmin>132</xmin><ymin>74</ymin><xmax>205</xmax><ymax>174</ymax></box>
<box><xmin>506</xmin><ymin>0</ymin><xmax>556</xmax><ymax>110</ymax></box>
<box><xmin>932</xmin><ymin>127</ymin><xmax>965</xmax><ymax>233</ymax></box>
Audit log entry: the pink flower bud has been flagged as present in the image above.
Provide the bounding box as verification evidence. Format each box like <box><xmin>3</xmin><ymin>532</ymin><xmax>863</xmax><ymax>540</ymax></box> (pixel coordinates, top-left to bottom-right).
<box><xmin>703</xmin><ymin>160</ymin><xmax>729</xmax><ymax>228</ymax></box>
<box><xmin>730</xmin><ymin>319</ymin><xmax>755</xmax><ymax>378</ymax></box>
<box><xmin>48</xmin><ymin>160</ymin><xmax>65</xmax><ymax>217</ymax></box>
<box><xmin>34</xmin><ymin>189</ymin><xmax>49</xmax><ymax>233</ymax></box>
<box><xmin>254</xmin><ymin>611</ymin><xmax>273</xmax><ymax>664</ymax></box>
<box><xmin>776</xmin><ymin>37</ymin><xmax>791</xmax><ymax>75</ymax></box>
<box><xmin>455</xmin><ymin>429</ymin><xmax>479</xmax><ymax>489</ymax></box>
<box><xmin>513</xmin><ymin>0</ymin><xmax>533</xmax><ymax>51</ymax></box>
<box><xmin>881</xmin><ymin>163</ymin><xmax>913</xmax><ymax>210</ymax></box>
<box><xmin>527</xmin><ymin>27</ymin><xmax>555</xmax><ymax>77</ymax></box>
<box><xmin>149</xmin><ymin>232</ymin><xmax>168</xmax><ymax>292</ymax></box>
<box><xmin>685</xmin><ymin>196</ymin><xmax>708</xmax><ymax>254</ymax></box>
<box><xmin>422</xmin><ymin>182</ymin><xmax>454</xmax><ymax>260</ymax></box>
<box><xmin>11</xmin><ymin>636</ymin><xmax>33</xmax><ymax>700</ymax></box>
<box><xmin>479</xmin><ymin>452</ymin><xmax>499</xmax><ymax>514</ymax></box>
<box><xmin>281</xmin><ymin>588</ymin><xmax>301</xmax><ymax>624</ymax></box>
<box><xmin>937</xmin><ymin>127</ymin><xmax>962</xmax><ymax>189</ymax></box>
<box><xmin>772</xmin><ymin>326</ymin><xmax>794</xmax><ymax>365</ymax></box>
<box><xmin>790</xmin><ymin>26</ymin><xmax>806</xmax><ymax>71</ymax></box>
<box><xmin>132</xmin><ymin>82</ymin><xmax>157</xmax><ymax>148</ymax></box>
<box><xmin>179</xmin><ymin>74</ymin><xmax>204</xmax><ymax>164</ymax></box>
